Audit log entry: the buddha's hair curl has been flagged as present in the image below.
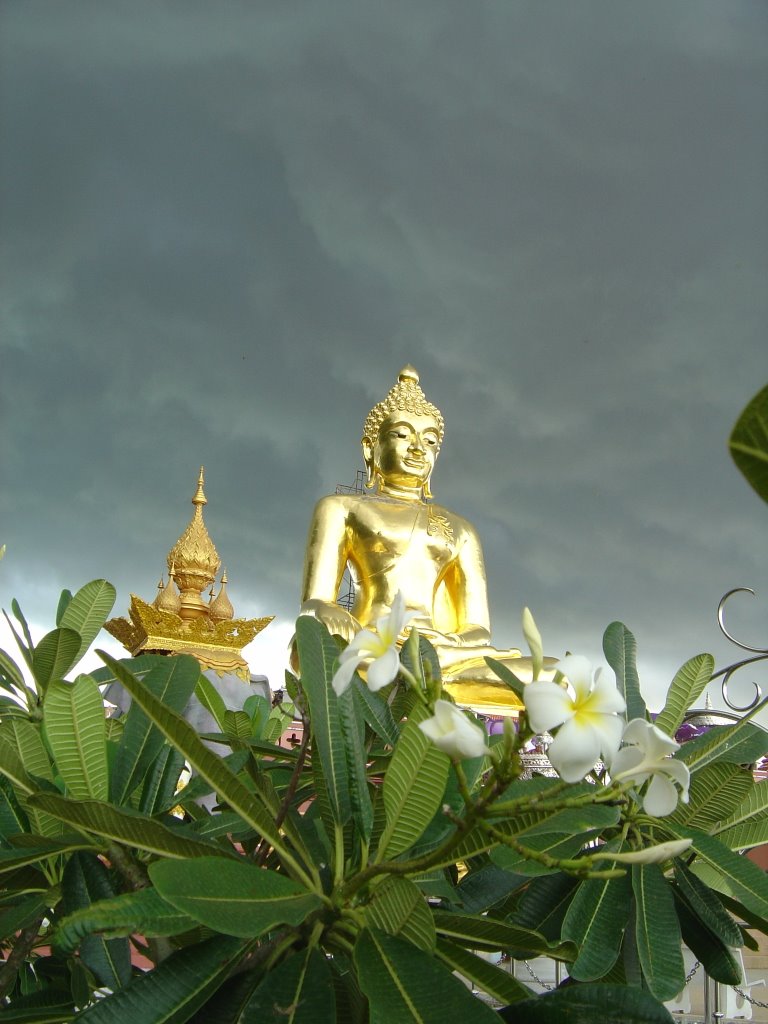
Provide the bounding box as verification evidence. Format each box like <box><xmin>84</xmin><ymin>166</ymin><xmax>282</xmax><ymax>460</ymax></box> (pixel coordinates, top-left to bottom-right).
<box><xmin>362</xmin><ymin>366</ymin><xmax>445</xmax><ymax>444</ymax></box>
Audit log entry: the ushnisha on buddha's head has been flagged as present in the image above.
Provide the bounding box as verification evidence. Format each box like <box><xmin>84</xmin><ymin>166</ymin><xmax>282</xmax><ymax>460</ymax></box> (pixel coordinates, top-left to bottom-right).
<box><xmin>361</xmin><ymin>365</ymin><xmax>445</xmax><ymax>500</ymax></box>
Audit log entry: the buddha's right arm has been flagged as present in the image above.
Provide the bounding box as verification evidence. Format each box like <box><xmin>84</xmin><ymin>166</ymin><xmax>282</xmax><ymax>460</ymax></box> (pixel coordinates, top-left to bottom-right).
<box><xmin>299</xmin><ymin>496</ymin><xmax>362</xmax><ymax>642</ymax></box>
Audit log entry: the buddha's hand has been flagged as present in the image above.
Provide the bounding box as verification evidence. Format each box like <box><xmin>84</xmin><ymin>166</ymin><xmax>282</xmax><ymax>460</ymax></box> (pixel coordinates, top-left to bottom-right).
<box><xmin>299</xmin><ymin>599</ymin><xmax>362</xmax><ymax>644</ymax></box>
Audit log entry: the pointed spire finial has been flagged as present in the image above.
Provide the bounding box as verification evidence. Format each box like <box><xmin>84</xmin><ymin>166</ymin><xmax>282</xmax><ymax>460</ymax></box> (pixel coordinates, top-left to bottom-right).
<box><xmin>193</xmin><ymin>466</ymin><xmax>207</xmax><ymax>507</ymax></box>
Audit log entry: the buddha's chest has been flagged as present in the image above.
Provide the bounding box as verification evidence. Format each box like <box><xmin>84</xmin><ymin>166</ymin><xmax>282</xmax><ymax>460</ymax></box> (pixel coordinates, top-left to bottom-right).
<box><xmin>347</xmin><ymin>501</ymin><xmax>458</xmax><ymax>571</ymax></box>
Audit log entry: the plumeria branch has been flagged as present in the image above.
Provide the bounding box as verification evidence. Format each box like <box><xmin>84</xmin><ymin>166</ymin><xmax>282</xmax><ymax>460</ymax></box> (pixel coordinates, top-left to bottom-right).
<box><xmin>482</xmin><ymin>822</ymin><xmax>626</xmax><ymax>880</ymax></box>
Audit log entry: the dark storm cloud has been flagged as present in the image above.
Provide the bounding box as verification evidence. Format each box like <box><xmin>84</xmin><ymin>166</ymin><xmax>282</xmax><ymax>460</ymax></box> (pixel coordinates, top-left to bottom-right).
<box><xmin>1</xmin><ymin>0</ymin><xmax>767</xmax><ymax>703</ymax></box>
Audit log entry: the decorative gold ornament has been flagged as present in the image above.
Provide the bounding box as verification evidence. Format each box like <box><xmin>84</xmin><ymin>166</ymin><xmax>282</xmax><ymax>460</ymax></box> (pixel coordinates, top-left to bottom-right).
<box><xmin>299</xmin><ymin>365</ymin><xmax>557</xmax><ymax>711</ymax></box>
<box><xmin>106</xmin><ymin>468</ymin><xmax>272</xmax><ymax>679</ymax></box>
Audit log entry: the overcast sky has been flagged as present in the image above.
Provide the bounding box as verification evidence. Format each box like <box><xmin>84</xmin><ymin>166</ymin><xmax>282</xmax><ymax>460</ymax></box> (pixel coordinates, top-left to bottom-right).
<box><xmin>2</xmin><ymin>1</ymin><xmax>767</xmax><ymax>713</ymax></box>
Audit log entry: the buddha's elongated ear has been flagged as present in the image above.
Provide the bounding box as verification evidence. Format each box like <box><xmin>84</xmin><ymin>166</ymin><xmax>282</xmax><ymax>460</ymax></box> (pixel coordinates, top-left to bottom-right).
<box><xmin>423</xmin><ymin>468</ymin><xmax>434</xmax><ymax>501</ymax></box>
<box><xmin>361</xmin><ymin>436</ymin><xmax>376</xmax><ymax>488</ymax></box>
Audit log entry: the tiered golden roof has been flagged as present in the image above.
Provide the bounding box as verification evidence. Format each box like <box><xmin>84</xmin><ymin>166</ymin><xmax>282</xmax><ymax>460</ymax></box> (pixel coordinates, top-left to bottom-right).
<box><xmin>106</xmin><ymin>468</ymin><xmax>272</xmax><ymax>679</ymax></box>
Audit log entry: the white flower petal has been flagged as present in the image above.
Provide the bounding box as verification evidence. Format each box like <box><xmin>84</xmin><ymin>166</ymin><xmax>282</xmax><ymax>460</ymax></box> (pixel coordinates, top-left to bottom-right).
<box><xmin>623</xmin><ymin>719</ymin><xmax>679</xmax><ymax>758</ymax></box>
<box><xmin>609</xmin><ymin>745</ymin><xmax>646</xmax><ymax>779</ymax></box>
<box><xmin>524</xmin><ymin>681</ymin><xmax>575</xmax><ymax>734</ymax></box>
<box><xmin>332</xmin><ymin>655</ymin><xmax>363</xmax><ymax>696</ymax></box>
<box><xmin>595</xmin><ymin>712</ymin><xmax>625</xmax><ymax>762</ymax></box>
<box><xmin>659</xmin><ymin>758</ymin><xmax>690</xmax><ymax>802</ymax></box>
<box><xmin>642</xmin><ymin>773</ymin><xmax>679</xmax><ymax>817</ymax></box>
<box><xmin>596</xmin><ymin>839</ymin><xmax>693</xmax><ymax>865</ymax></box>
<box><xmin>557</xmin><ymin>655</ymin><xmax>593</xmax><ymax>698</ymax></box>
<box><xmin>366</xmin><ymin>647</ymin><xmax>401</xmax><ymax>692</ymax></box>
<box><xmin>418</xmin><ymin>700</ymin><xmax>487</xmax><ymax>760</ymax></box>
<box><xmin>344</xmin><ymin>629</ymin><xmax>384</xmax><ymax>658</ymax></box>
<box><xmin>589</xmin><ymin>668</ymin><xmax>627</xmax><ymax>716</ymax></box>
<box><xmin>546</xmin><ymin>718</ymin><xmax>603</xmax><ymax>782</ymax></box>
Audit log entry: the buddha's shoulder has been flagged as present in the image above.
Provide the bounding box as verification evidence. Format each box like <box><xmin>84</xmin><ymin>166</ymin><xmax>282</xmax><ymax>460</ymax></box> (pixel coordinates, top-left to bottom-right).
<box><xmin>428</xmin><ymin>503</ymin><xmax>479</xmax><ymax>539</ymax></box>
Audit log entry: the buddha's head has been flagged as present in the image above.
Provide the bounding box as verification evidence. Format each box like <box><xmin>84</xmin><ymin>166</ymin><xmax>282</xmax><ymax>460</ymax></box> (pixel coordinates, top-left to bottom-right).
<box><xmin>362</xmin><ymin>366</ymin><xmax>444</xmax><ymax>499</ymax></box>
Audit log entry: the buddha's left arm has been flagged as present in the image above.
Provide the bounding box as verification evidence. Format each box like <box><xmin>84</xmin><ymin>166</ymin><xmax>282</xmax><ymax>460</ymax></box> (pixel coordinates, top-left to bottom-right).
<box><xmin>453</xmin><ymin>524</ymin><xmax>492</xmax><ymax>644</ymax></box>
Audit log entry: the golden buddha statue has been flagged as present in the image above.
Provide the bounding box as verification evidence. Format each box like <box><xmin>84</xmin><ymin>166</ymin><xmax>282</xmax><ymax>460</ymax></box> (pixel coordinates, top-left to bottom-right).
<box><xmin>298</xmin><ymin>366</ymin><xmax>554</xmax><ymax>710</ymax></box>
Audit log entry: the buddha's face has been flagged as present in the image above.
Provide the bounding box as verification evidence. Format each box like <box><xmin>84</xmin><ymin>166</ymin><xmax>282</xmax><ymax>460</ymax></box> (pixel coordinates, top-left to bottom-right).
<box><xmin>367</xmin><ymin>412</ymin><xmax>440</xmax><ymax>490</ymax></box>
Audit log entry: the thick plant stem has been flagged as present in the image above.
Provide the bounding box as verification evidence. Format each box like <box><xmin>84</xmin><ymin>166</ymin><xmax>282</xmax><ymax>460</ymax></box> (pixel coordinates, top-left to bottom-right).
<box><xmin>0</xmin><ymin>913</ymin><xmax>46</xmax><ymax>1001</ymax></box>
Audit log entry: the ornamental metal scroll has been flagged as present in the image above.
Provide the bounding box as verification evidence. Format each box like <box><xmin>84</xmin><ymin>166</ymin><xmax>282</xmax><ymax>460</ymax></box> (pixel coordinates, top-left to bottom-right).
<box><xmin>711</xmin><ymin>588</ymin><xmax>767</xmax><ymax>713</ymax></box>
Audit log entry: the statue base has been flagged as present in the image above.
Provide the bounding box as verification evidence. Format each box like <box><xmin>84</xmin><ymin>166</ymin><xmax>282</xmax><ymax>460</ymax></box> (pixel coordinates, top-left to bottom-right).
<box><xmin>442</xmin><ymin>678</ymin><xmax>524</xmax><ymax>715</ymax></box>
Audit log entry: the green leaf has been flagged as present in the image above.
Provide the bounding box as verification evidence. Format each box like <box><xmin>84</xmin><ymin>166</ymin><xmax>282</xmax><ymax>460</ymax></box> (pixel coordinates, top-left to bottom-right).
<box><xmin>31</xmin><ymin>628</ymin><xmax>81</xmax><ymax>693</ymax></box>
<box><xmin>0</xmin><ymin>989</ymin><xmax>75</xmax><ymax>1023</ymax></box>
<box><xmin>0</xmin><ymin>891</ymin><xmax>51</xmax><ymax>940</ymax></box>
<box><xmin>602</xmin><ymin>622</ymin><xmax>646</xmax><ymax>721</ymax></box>
<box><xmin>354</xmin><ymin>928</ymin><xmax>500</xmax><ymax>1024</ymax></box>
<box><xmin>674</xmin><ymin>861</ymin><xmax>743</xmax><ymax>948</ymax></box>
<box><xmin>665</xmin><ymin>824</ymin><xmax>768</xmax><ymax>917</ymax></box>
<box><xmin>675</xmin><ymin>896</ymin><xmax>743</xmax><ymax>985</ymax></box>
<box><xmin>0</xmin><ymin>646</ymin><xmax>28</xmax><ymax>693</ymax></box>
<box><xmin>669</xmin><ymin>762</ymin><xmax>753</xmax><ymax>829</ymax></box>
<box><xmin>223</xmin><ymin>709</ymin><xmax>252</xmax><ymax>739</ymax></box>
<box><xmin>0</xmin><ymin>774</ymin><xmax>30</xmax><ymax>839</ymax></box>
<box><xmin>149</xmin><ymin>857</ymin><xmax>323</xmax><ymax>938</ymax></box>
<box><xmin>54</xmin><ymin>887</ymin><xmax>196</xmax><ymax>953</ymax></box>
<box><xmin>10</xmin><ymin>598</ymin><xmax>35</xmax><ymax>653</ymax></box>
<box><xmin>352</xmin><ymin>676</ymin><xmax>400</xmax><ymax>747</ymax></box>
<box><xmin>338</xmin><ymin>683</ymin><xmax>374</xmax><ymax>841</ymax></box>
<box><xmin>8</xmin><ymin>718</ymin><xmax>54</xmax><ymax>781</ymax></box>
<box><xmin>112</xmin><ymin>655</ymin><xmax>201</xmax><ymax>805</ymax></box>
<box><xmin>43</xmin><ymin>675</ymin><xmax>108</xmax><ymax>800</ymax></box>
<box><xmin>563</xmin><ymin>869</ymin><xmax>632</xmax><ymax>981</ymax></box>
<box><xmin>377</xmin><ymin>718</ymin><xmax>450</xmax><ymax>861</ymax></box>
<box><xmin>713</xmin><ymin>778</ymin><xmax>768</xmax><ymax>842</ymax></box>
<box><xmin>96</xmin><ymin>651</ymin><xmax>315</xmax><ymax>886</ymax></box>
<box><xmin>0</xmin><ymin>725</ymin><xmax>61</xmax><ymax>837</ymax></box>
<box><xmin>58</xmin><ymin>579</ymin><xmax>116</xmax><ymax>665</ymax></box>
<box><xmin>484</xmin><ymin>657</ymin><xmax>526</xmax><ymax>702</ymax></box>
<box><xmin>455</xmin><ymin>862</ymin><xmax>528</xmax><ymax>914</ymax></box>
<box><xmin>138</xmin><ymin>745</ymin><xmax>187</xmax><ymax>816</ymax></box>
<box><xmin>511</xmin><ymin>872</ymin><xmax>579</xmax><ymax>943</ymax></box>
<box><xmin>55</xmin><ymin>589</ymin><xmax>73</xmax><ymax>626</ymax></box>
<box><xmin>679</xmin><ymin>717</ymin><xmax>768</xmax><ymax>773</ymax></box>
<box><xmin>433</xmin><ymin>911</ymin><xmax>572</xmax><ymax>959</ymax></box>
<box><xmin>716</xmin><ymin>815</ymin><xmax>768</xmax><ymax>852</ymax></box>
<box><xmin>364</xmin><ymin>876</ymin><xmax>436</xmax><ymax>951</ymax></box>
<box><xmin>195</xmin><ymin>674</ymin><xmax>228</xmax><ymax>731</ymax></box>
<box><xmin>60</xmin><ymin>851</ymin><xmax>132</xmax><ymax>991</ymax></box>
<box><xmin>498</xmin><ymin>983</ymin><xmax>679</xmax><ymax>1023</ymax></box>
<box><xmin>73</xmin><ymin>934</ymin><xmax>246</xmax><ymax>1024</ymax></box>
<box><xmin>434</xmin><ymin>938</ymin><xmax>530</xmax><ymax>1006</ymax></box>
<box><xmin>242</xmin><ymin>947</ymin><xmax>336</xmax><ymax>1024</ymax></box>
<box><xmin>294</xmin><ymin>616</ymin><xmax>351</xmax><ymax>827</ymax></box>
<box><xmin>632</xmin><ymin>863</ymin><xmax>684</xmax><ymax>1001</ymax></box>
<box><xmin>0</xmin><ymin>836</ymin><xmax>100</xmax><ymax>873</ymax></box>
<box><xmin>29</xmin><ymin>793</ymin><xmax>226</xmax><ymax>859</ymax></box>
<box><xmin>654</xmin><ymin>654</ymin><xmax>715</xmax><ymax>737</ymax></box>
<box><xmin>729</xmin><ymin>382</ymin><xmax>768</xmax><ymax>504</ymax></box>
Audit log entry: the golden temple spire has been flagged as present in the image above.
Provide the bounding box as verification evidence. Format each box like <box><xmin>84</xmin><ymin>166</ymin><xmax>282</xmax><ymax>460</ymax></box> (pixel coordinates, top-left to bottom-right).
<box><xmin>167</xmin><ymin>467</ymin><xmax>221</xmax><ymax>621</ymax></box>
<box><xmin>105</xmin><ymin>466</ymin><xmax>273</xmax><ymax>679</ymax></box>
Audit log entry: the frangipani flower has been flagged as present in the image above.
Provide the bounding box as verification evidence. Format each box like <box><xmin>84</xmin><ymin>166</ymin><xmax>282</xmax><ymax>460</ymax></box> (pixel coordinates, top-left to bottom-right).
<box><xmin>418</xmin><ymin>700</ymin><xmax>488</xmax><ymax>760</ymax></box>
<box><xmin>331</xmin><ymin>591</ymin><xmax>415</xmax><ymax>696</ymax></box>
<box><xmin>593</xmin><ymin>838</ymin><xmax>693</xmax><ymax>865</ymax></box>
<box><xmin>610</xmin><ymin>718</ymin><xmax>690</xmax><ymax>817</ymax></box>
<box><xmin>524</xmin><ymin>654</ymin><xmax>626</xmax><ymax>783</ymax></box>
